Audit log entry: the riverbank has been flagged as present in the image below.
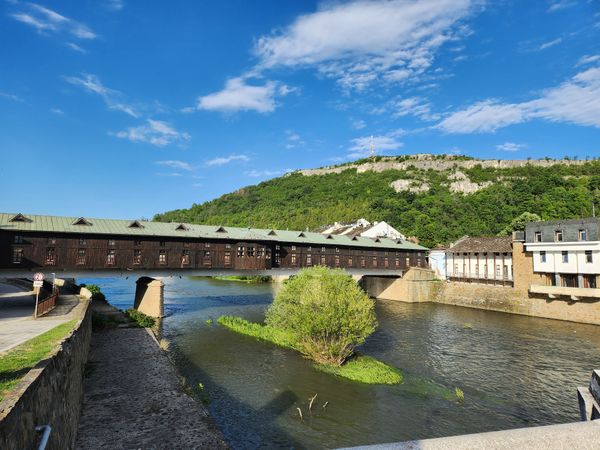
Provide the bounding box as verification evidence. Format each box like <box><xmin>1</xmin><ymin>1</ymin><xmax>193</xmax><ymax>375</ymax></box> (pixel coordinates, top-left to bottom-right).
<box><xmin>75</xmin><ymin>299</ymin><xmax>227</xmax><ymax>449</ymax></box>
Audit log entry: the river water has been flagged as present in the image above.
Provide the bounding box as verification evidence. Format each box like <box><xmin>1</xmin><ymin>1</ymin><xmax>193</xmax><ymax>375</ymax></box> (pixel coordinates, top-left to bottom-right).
<box><xmin>80</xmin><ymin>276</ymin><xmax>600</xmax><ymax>449</ymax></box>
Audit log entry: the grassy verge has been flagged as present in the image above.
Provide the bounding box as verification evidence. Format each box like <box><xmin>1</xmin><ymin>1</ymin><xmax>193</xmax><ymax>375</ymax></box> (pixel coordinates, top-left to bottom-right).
<box><xmin>125</xmin><ymin>309</ymin><xmax>156</xmax><ymax>328</ymax></box>
<box><xmin>217</xmin><ymin>315</ymin><xmax>403</xmax><ymax>385</ymax></box>
<box><xmin>0</xmin><ymin>320</ymin><xmax>77</xmax><ymax>401</ymax></box>
<box><xmin>213</xmin><ymin>275</ymin><xmax>272</xmax><ymax>283</ymax></box>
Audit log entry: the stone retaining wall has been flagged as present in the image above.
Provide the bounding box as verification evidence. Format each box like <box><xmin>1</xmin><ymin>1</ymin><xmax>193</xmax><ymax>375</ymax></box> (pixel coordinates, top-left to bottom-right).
<box><xmin>0</xmin><ymin>299</ymin><xmax>91</xmax><ymax>450</ymax></box>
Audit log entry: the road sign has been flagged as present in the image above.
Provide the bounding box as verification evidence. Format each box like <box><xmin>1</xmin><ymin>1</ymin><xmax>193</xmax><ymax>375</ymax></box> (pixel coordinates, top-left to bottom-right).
<box><xmin>33</xmin><ymin>280</ymin><xmax>43</xmax><ymax>288</ymax></box>
<box><xmin>33</xmin><ymin>272</ymin><xmax>45</xmax><ymax>281</ymax></box>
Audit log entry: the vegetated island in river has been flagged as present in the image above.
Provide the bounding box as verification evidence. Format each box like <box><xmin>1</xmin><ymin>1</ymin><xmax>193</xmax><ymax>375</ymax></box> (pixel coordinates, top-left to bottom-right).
<box><xmin>217</xmin><ymin>266</ymin><xmax>403</xmax><ymax>385</ymax></box>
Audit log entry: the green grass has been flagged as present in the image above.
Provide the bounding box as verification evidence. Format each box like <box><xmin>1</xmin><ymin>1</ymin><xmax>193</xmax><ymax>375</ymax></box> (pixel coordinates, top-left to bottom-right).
<box><xmin>125</xmin><ymin>309</ymin><xmax>156</xmax><ymax>328</ymax></box>
<box><xmin>217</xmin><ymin>315</ymin><xmax>402</xmax><ymax>385</ymax></box>
<box><xmin>0</xmin><ymin>320</ymin><xmax>77</xmax><ymax>401</ymax></box>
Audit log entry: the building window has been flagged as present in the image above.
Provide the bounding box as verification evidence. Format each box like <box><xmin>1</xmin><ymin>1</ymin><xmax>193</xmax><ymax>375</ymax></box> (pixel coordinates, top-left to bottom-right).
<box><xmin>291</xmin><ymin>245</ymin><xmax>296</xmax><ymax>251</ymax></box>
<box><xmin>348</xmin><ymin>257</ymin><xmax>353</xmax><ymax>267</ymax></box>
<box><xmin>585</xmin><ymin>250</ymin><xmax>593</xmax><ymax>264</ymax></box>
<box><xmin>183</xmin><ymin>242</ymin><xmax>190</xmax><ymax>248</ymax></box>
<box><xmin>159</xmin><ymin>250</ymin><xmax>167</xmax><ymax>265</ymax></box>
<box><xmin>534</xmin><ymin>231</ymin><xmax>541</xmax><ymax>242</ymax></box>
<box><xmin>224</xmin><ymin>252</ymin><xmax>231</xmax><ymax>265</ymax></box>
<box><xmin>555</xmin><ymin>230</ymin><xmax>563</xmax><ymax>242</ymax></box>
<box><xmin>335</xmin><ymin>255</ymin><xmax>340</xmax><ymax>267</ymax></box>
<box><xmin>372</xmin><ymin>256</ymin><xmax>378</xmax><ymax>267</ymax></box>
<box><xmin>579</xmin><ymin>229</ymin><xmax>587</xmax><ymax>241</ymax></box>
<box><xmin>133</xmin><ymin>249</ymin><xmax>142</xmax><ymax>265</ymax></box>
<box><xmin>109</xmin><ymin>239</ymin><xmax>116</xmax><ymax>246</ymax></box>
<box><xmin>247</xmin><ymin>247</ymin><xmax>255</xmax><ymax>257</ymax></box>
<box><xmin>79</xmin><ymin>238</ymin><xmax>87</xmax><ymax>245</ymax></box>
<box><xmin>181</xmin><ymin>250</ymin><xmax>190</xmax><ymax>265</ymax></box>
<box><xmin>361</xmin><ymin>256</ymin><xmax>366</xmax><ymax>268</ymax></box>
<box><xmin>308</xmin><ymin>246</ymin><xmax>312</xmax><ymax>252</ymax></box>
<box><xmin>307</xmin><ymin>254</ymin><xmax>312</xmax><ymax>265</ymax></box>
<box><xmin>540</xmin><ymin>251</ymin><xmax>546</xmax><ymax>263</ymax></box>
<box><xmin>384</xmin><ymin>257</ymin><xmax>389</xmax><ymax>268</ymax></box>
<box><xmin>12</xmin><ymin>247</ymin><xmax>23</xmax><ymax>263</ymax></box>
<box><xmin>204</xmin><ymin>250</ymin><xmax>211</xmax><ymax>258</ymax></box>
<box><xmin>257</xmin><ymin>248</ymin><xmax>265</xmax><ymax>258</ymax></box>
<box><xmin>406</xmin><ymin>257</ymin><xmax>410</xmax><ymax>267</ymax></box>
<box><xmin>134</xmin><ymin>240</ymin><xmax>141</xmax><ymax>247</ymax></box>
<box><xmin>583</xmin><ymin>275</ymin><xmax>597</xmax><ymax>289</ymax></box>
<box><xmin>76</xmin><ymin>248</ymin><xmax>86</xmax><ymax>265</ymax></box>
<box><xmin>45</xmin><ymin>247</ymin><xmax>56</xmax><ymax>265</ymax></box>
<box><xmin>106</xmin><ymin>249</ymin><xmax>115</xmax><ymax>265</ymax></box>
<box><xmin>335</xmin><ymin>247</ymin><xmax>340</xmax><ymax>253</ymax></box>
<box><xmin>159</xmin><ymin>241</ymin><xmax>165</xmax><ymax>247</ymax></box>
<box><xmin>321</xmin><ymin>247</ymin><xmax>326</xmax><ymax>253</ymax></box>
<box><xmin>48</xmin><ymin>237</ymin><xmax>56</xmax><ymax>244</ymax></box>
<box><xmin>395</xmin><ymin>257</ymin><xmax>399</xmax><ymax>267</ymax></box>
<box><xmin>276</xmin><ymin>245</ymin><xmax>281</xmax><ymax>251</ymax></box>
<box><xmin>321</xmin><ymin>255</ymin><xmax>326</xmax><ymax>265</ymax></box>
<box><xmin>205</xmin><ymin>242</ymin><xmax>210</xmax><ymax>248</ymax></box>
<box><xmin>291</xmin><ymin>254</ymin><xmax>297</xmax><ymax>265</ymax></box>
<box><xmin>225</xmin><ymin>243</ymin><xmax>231</xmax><ymax>249</ymax></box>
<box><xmin>562</xmin><ymin>251</ymin><xmax>568</xmax><ymax>263</ymax></box>
<box><xmin>237</xmin><ymin>246</ymin><xmax>245</xmax><ymax>257</ymax></box>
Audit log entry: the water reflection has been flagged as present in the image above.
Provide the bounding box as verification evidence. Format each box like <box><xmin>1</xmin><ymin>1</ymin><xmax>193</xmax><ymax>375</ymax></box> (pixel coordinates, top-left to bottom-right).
<box><xmin>80</xmin><ymin>276</ymin><xmax>600</xmax><ymax>449</ymax></box>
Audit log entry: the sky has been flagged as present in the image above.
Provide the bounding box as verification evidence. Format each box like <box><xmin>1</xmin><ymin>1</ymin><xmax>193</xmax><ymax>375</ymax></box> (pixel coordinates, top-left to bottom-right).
<box><xmin>1</xmin><ymin>0</ymin><xmax>599</xmax><ymax>219</ymax></box>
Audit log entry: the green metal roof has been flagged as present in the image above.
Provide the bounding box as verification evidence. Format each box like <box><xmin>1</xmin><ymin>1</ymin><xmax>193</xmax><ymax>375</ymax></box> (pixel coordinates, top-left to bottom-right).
<box><xmin>0</xmin><ymin>213</ymin><xmax>428</xmax><ymax>251</ymax></box>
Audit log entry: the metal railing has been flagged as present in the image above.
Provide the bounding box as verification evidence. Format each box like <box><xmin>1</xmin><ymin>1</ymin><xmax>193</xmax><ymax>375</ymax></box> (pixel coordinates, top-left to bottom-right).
<box><xmin>36</xmin><ymin>425</ymin><xmax>51</xmax><ymax>450</ymax></box>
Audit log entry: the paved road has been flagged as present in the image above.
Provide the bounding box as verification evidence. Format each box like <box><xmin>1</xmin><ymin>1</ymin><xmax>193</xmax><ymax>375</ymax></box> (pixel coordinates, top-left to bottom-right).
<box><xmin>0</xmin><ymin>282</ymin><xmax>71</xmax><ymax>354</ymax></box>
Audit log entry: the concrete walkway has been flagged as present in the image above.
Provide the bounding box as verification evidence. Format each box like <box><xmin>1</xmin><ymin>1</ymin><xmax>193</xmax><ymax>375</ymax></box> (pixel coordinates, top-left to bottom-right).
<box><xmin>0</xmin><ymin>282</ymin><xmax>75</xmax><ymax>354</ymax></box>
<box><xmin>75</xmin><ymin>300</ymin><xmax>228</xmax><ymax>449</ymax></box>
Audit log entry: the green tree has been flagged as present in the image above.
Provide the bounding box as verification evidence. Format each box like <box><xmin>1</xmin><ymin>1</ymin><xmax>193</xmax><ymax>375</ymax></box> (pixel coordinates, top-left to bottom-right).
<box><xmin>266</xmin><ymin>266</ymin><xmax>377</xmax><ymax>366</ymax></box>
<box><xmin>498</xmin><ymin>212</ymin><xmax>541</xmax><ymax>236</ymax></box>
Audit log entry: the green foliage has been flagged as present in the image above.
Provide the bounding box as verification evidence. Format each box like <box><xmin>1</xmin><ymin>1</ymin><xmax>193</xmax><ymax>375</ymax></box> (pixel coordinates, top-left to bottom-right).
<box><xmin>154</xmin><ymin>158</ymin><xmax>600</xmax><ymax>248</ymax></box>
<box><xmin>315</xmin><ymin>355</ymin><xmax>403</xmax><ymax>385</ymax></box>
<box><xmin>214</xmin><ymin>275</ymin><xmax>272</xmax><ymax>283</ymax></box>
<box><xmin>217</xmin><ymin>315</ymin><xmax>401</xmax><ymax>384</ymax></box>
<box><xmin>83</xmin><ymin>284</ymin><xmax>106</xmax><ymax>302</ymax></box>
<box><xmin>0</xmin><ymin>320</ymin><xmax>76</xmax><ymax>401</ymax></box>
<box><xmin>497</xmin><ymin>212</ymin><xmax>541</xmax><ymax>236</ymax></box>
<box><xmin>455</xmin><ymin>387</ymin><xmax>465</xmax><ymax>404</ymax></box>
<box><xmin>125</xmin><ymin>309</ymin><xmax>156</xmax><ymax>328</ymax></box>
<box><xmin>266</xmin><ymin>266</ymin><xmax>377</xmax><ymax>366</ymax></box>
<box><xmin>217</xmin><ymin>316</ymin><xmax>298</xmax><ymax>349</ymax></box>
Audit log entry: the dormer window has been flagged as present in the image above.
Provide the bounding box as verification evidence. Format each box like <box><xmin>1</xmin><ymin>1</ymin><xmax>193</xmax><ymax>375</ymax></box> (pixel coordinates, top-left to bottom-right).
<box><xmin>267</xmin><ymin>230</ymin><xmax>277</xmax><ymax>236</ymax></box>
<box><xmin>555</xmin><ymin>230</ymin><xmax>563</xmax><ymax>242</ymax></box>
<box><xmin>216</xmin><ymin>226</ymin><xmax>227</xmax><ymax>233</ymax></box>
<box><xmin>72</xmin><ymin>217</ymin><xmax>92</xmax><ymax>226</ymax></box>
<box><xmin>298</xmin><ymin>232</ymin><xmax>306</xmax><ymax>238</ymax></box>
<box><xmin>534</xmin><ymin>231</ymin><xmax>542</xmax><ymax>242</ymax></box>
<box><xmin>175</xmin><ymin>223</ymin><xmax>188</xmax><ymax>231</ymax></box>
<box><xmin>128</xmin><ymin>220</ymin><xmax>144</xmax><ymax>229</ymax></box>
<box><xmin>9</xmin><ymin>213</ymin><xmax>29</xmax><ymax>222</ymax></box>
<box><xmin>579</xmin><ymin>229</ymin><xmax>587</xmax><ymax>241</ymax></box>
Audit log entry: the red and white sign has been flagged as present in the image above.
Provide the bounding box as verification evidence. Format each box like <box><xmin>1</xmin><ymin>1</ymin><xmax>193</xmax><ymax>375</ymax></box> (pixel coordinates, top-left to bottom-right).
<box><xmin>33</xmin><ymin>272</ymin><xmax>45</xmax><ymax>281</ymax></box>
<box><xmin>33</xmin><ymin>280</ymin><xmax>43</xmax><ymax>288</ymax></box>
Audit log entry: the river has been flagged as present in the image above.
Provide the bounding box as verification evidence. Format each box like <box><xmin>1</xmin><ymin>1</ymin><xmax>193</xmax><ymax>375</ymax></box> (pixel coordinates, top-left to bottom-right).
<box><xmin>79</xmin><ymin>276</ymin><xmax>600</xmax><ymax>449</ymax></box>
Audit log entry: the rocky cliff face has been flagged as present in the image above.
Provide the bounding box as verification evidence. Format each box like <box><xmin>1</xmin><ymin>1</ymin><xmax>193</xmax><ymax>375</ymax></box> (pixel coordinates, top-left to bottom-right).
<box><xmin>298</xmin><ymin>154</ymin><xmax>588</xmax><ymax>176</ymax></box>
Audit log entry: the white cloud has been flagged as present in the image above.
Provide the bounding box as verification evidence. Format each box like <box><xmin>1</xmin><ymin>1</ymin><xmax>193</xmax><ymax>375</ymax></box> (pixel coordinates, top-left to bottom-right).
<box><xmin>436</xmin><ymin>67</ymin><xmax>600</xmax><ymax>133</ymax></box>
<box><xmin>66</xmin><ymin>42</ymin><xmax>87</xmax><ymax>54</ymax></box>
<box><xmin>539</xmin><ymin>37</ymin><xmax>562</xmax><ymax>50</ymax></box>
<box><xmin>105</xmin><ymin>0</ymin><xmax>124</xmax><ymax>11</ymax></box>
<box><xmin>64</xmin><ymin>73</ymin><xmax>139</xmax><ymax>117</ymax></box>
<box><xmin>0</xmin><ymin>92</ymin><xmax>23</xmax><ymax>102</ymax></box>
<box><xmin>197</xmin><ymin>77</ymin><xmax>289</xmax><ymax>113</ymax></box>
<box><xmin>204</xmin><ymin>154</ymin><xmax>250</xmax><ymax>167</ymax></box>
<box><xmin>245</xmin><ymin>169</ymin><xmax>286</xmax><ymax>178</ymax></box>
<box><xmin>114</xmin><ymin>120</ymin><xmax>191</xmax><ymax>147</ymax></box>
<box><xmin>352</xmin><ymin>119</ymin><xmax>366</xmax><ymax>130</ymax></box>
<box><xmin>577</xmin><ymin>54</ymin><xmax>600</xmax><ymax>67</ymax></box>
<box><xmin>253</xmin><ymin>0</ymin><xmax>478</xmax><ymax>90</ymax></box>
<box><xmin>394</xmin><ymin>97</ymin><xmax>440</xmax><ymax>121</ymax></box>
<box><xmin>10</xmin><ymin>3</ymin><xmax>97</xmax><ymax>42</ymax></box>
<box><xmin>156</xmin><ymin>172</ymin><xmax>183</xmax><ymax>177</ymax></box>
<box><xmin>348</xmin><ymin>134</ymin><xmax>403</xmax><ymax>158</ymax></box>
<box><xmin>155</xmin><ymin>160</ymin><xmax>193</xmax><ymax>171</ymax></box>
<box><xmin>284</xmin><ymin>130</ymin><xmax>305</xmax><ymax>149</ymax></box>
<box><xmin>548</xmin><ymin>0</ymin><xmax>577</xmax><ymax>12</ymax></box>
<box><xmin>50</xmin><ymin>108</ymin><xmax>64</xmax><ymax>115</ymax></box>
<box><xmin>496</xmin><ymin>142</ymin><xmax>525</xmax><ymax>152</ymax></box>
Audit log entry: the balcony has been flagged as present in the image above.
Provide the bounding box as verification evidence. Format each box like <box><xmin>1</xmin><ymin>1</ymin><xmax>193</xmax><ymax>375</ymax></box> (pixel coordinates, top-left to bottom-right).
<box><xmin>529</xmin><ymin>284</ymin><xmax>600</xmax><ymax>300</ymax></box>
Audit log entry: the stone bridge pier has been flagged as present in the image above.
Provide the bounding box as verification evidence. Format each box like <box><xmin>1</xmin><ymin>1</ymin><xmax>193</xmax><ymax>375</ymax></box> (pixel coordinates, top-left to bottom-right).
<box><xmin>358</xmin><ymin>268</ymin><xmax>440</xmax><ymax>302</ymax></box>
<box><xmin>134</xmin><ymin>277</ymin><xmax>164</xmax><ymax>318</ymax></box>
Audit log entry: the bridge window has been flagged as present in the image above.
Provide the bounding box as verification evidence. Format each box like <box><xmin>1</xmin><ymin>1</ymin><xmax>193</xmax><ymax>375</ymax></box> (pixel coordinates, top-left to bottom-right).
<box><xmin>306</xmin><ymin>254</ymin><xmax>312</xmax><ymax>265</ymax></box>
<box><xmin>224</xmin><ymin>252</ymin><xmax>231</xmax><ymax>265</ymax></box>
<box><xmin>291</xmin><ymin>254</ymin><xmax>297</xmax><ymax>265</ymax></box>
<box><xmin>348</xmin><ymin>256</ymin><xmax>353</xmax><ymax>267</ymax></box>
<box><xmin>225</xmin><ymin>243</ymin><xmax>231</xmax><ymax>249</ymax></box>
<box><xmin>586</xmin><ymin>250</ymin><xmax>593</xmax><ymax>263</ymax></box>
<box><xmin>109</xmin><ymin>239</ymin><xmax>116</xmax><ymax>246</ymax></box>
<box><xmin>79</xmin><ymin>238</ymin><xmax>87</xmax><ymax>246</ymax></box>
<box><xmin>107</xmin><ymin>250</ymin><xmax>115</xmax><ymax>265</ymax></box>
<box><xmin>321</xmin><ymin>247</ymin><xmax>326</xmax><ymax>253</ymax></box>
<box><xmin>291</xmin><ymin>245</ymin><xmax>296</xmax><ymax>251</ymax></box>
<box><xmin>133</xmin><ymin>250</ymin><xmax>142</xmax><ymax>265</ymax></box>
<box><xmin>248</xmin><ymin>247</ymin><xmax>255</xmax><ymax>257</ymax></box>
<box><xmin>14</xmin><ymin>235</ymin><xmax>24</xmax><ymax>244</ymax></box>
<box><xmin>205</xmin><ymin>242</ymin><xmax>210</xmax><ymax>248</ymax></box>
<box><xmin>48</xmin><ymin>237</ymin><xmax>56</xmax><ymax>244</ymax></box>
<box><xmin>372</xmin><ymin>256</ymin><xmax>377</xmax><ymax>267</ymax></box>
<box><xmin>361</xmin><ymin>256</ymin><xmax>365</xmax><ymax>268</ymax></box>
<box><xmin>181</xmin><ymin>250</ymin><xmax>190</xmax><ymax>265</ymax></box>
<box><xmin>159</xmin><ymin>250</ymin><xmax>167</xmax><ymax>265</ymax></box>
<box><xmin>45</xmin><ymin>248</ymin><xmax>56</xmax><ymax>265</ymax></box>
<box><xmin>204</xmin><ymin>251</ymin><xmax>211</xmax><ymax>258</ymax></box>
<box><xmin>237</xmin><ymin>246</ymin><xmax>245</xmax><ymax>257</ymax></box>
<box><xmin>335</xmin><ymin>255</ymin><xmax>340</xmax><ymax>267</ymax></box>
<box><xmin>384</xmin><ymin>258</ymin><xmax>389</xmax><ymax>268</ymax></box>
<box><xmin>76</xmin><ymin>249</ymin><xmax>86</xmax><ymax>265</ymax></box>
<box><xmin>159</xmin><ymin>241</ymin><xmax>165</xmax><ymax>247</ymax></box>
<box><xmin>395</xmin><ymin>258</ymin><xmax>399</xmax><ymax>267</ymax></box>
<box><xmin>134</xmin><ymin>240</ymin><xmax>141</xmax><ymax>247</ymax></box>
<box><xmin>12</xmin><ymin>247</ymin><xmax>23</xmax><ymax>264</ymax></box>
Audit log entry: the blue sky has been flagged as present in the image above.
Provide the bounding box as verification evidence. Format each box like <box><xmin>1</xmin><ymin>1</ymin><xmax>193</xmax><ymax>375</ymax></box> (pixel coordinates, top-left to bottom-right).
<box><xmin>1</xmin><ymin>0</ymin><xmax>599</xmax><ymax>219</ymax></box>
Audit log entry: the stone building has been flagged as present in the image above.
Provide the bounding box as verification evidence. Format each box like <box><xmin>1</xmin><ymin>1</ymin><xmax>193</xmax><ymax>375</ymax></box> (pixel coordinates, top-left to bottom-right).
<box><xmin>446</xmin><ymin>236</ymin><xmax>513</xmax><ymax>286</ymax></box>
<box><xmin>522</xmin><ymin>218</ymin><xmax>600</xmax><ymax>299</ymax></box>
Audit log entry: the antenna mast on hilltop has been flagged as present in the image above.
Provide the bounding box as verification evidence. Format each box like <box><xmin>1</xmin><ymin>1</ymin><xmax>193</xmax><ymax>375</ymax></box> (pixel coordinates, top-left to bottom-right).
<box><xmin>369</xmin><ymin>135</ymin><xmax>375</xmax><ymax>160</ymax></box>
